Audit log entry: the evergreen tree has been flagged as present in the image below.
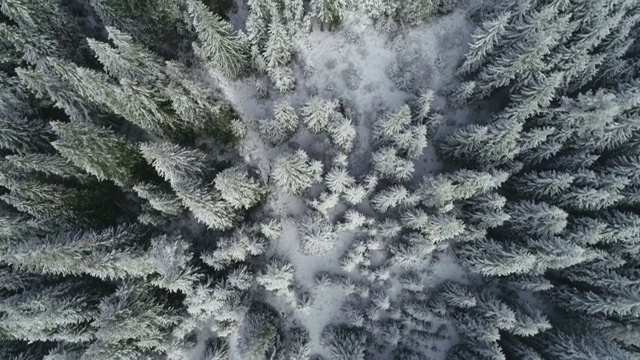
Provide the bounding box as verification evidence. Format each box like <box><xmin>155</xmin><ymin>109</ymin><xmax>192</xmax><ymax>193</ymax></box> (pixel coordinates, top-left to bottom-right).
<box><xmin>328</xmin><ymin>113</ymin><xmax>357</xmax><ymax>152</ymax></box>
<box><xmin>185</xmin><ymin>0</ymin><xmax>246</xmax><ymax>78</ymax></box>
<box><xmin>459</xmin><ymin>11</ymin><xmax>512</xmax><ymax>75</ymax></box>
<box><xmin>214</xmin><ymin>166</ymin><xmax>264</xmax><ymax>210</ymax></box>
<box><xmin>0</xmin><ymin>117</ymin><xmax>50</xmax><ymax>154</ymax></box>
<box><xmin>311</xmin><ymin>0</ymin><xmax>350</xmax><ymax>29</ymax></box>
<box><xmin>5</xmin><ymin>153</ymin><xmax>91</xmax><ymax>182</ymax></box>
<box><xmin>302</xmin><ymin>97</ymin><xmax>338</xmax><ymax>133</ymax></box>
<box><xmin>133</xmin><ymin>183</ymin><xmax>184</xmax><ymax>216</ymax></box>
<box><xmin>0</xmin><ymin>224</ymin><xmax>154</xmax><ymax>280</ymax></box>
<box><xmin>88</xmin><ymin>282</ymin><xmax>180</xmax><ymax>356</ymax></box>
<box><xmin>272</xmin><ymin>150</ymin><xmax>323</xmax><ymax>194</ymax></box>
<box><xmin>139</xmin><ymin>142</ymin><xmax>208</xmax><ymax>185</ymax></box>
<box><xmin>0</xmin><ymin>280</ymin><xmax>99</xmax><ymax>343</ymax></box>
<box><xmin>235</xmin><ymin>303</ymin><xmax>280</xmax><ymax>360</ymax></box>
<box><xmin>51</xmin><ymin>121</ymin><xmax>148</xmax><ymax>188</ymax></box>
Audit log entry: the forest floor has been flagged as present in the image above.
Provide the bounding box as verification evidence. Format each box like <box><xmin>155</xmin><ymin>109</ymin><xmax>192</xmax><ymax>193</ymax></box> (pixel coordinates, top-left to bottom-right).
<box><xmin>194</xmin><ymin>5</ymin><xmax>478</xmax><ymax>359</ymax></box>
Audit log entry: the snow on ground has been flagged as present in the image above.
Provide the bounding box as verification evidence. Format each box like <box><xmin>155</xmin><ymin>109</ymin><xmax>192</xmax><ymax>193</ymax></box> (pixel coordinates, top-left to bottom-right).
<box><xmin>198</xmin><ymin>6</ymin><xmax>478</xmax><ymax>359</ymax></box>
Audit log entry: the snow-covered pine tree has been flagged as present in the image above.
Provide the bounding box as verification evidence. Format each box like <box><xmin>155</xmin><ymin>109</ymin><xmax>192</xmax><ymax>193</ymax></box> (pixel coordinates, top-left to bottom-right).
<box><xmin>147</xmin><ymin>234</ymin><xmax>201</xmax><ymax>293</ymax></box>
<box><xmin>272</xmin><ymin>150</ymin><xmax>323</xmax><ymax>194</ymax></box>
<box><xmin>173</xmin><ymin>178</ymin><xmax>237</xmax><ymax>230</ymax></box>
<box><xmin>371</xmin><ymin>185</ymin><xmax>411</xmax><ymax>213</ymax></box>
<box><xmin>274</xmin><ymin>100</ymin><xmax>299</xmax><ymax>135</ymax></box>
<box><xmin>264</xmin><ymin>14</ymin><xmax>293</xmax><ymax>71</ymax></box>
<box><xmin>214</xmin><ymin>166</ymin><xmax>265</xmax><ymax>210</ymax></box>
<box><xmin>321</xmin><ymin>326</ymin><xmax>367</xmax><ymax>360</ymax></box>
<box><xmin>5</xmin><ymin>153</ymin><xmax>90</xmax><ymax>182</ymax></box>
<box><xmin>0</xmin><ymin>117</ymin><xmax>50</xmax><ymax>154</ymax></box>
<box><xmin>298</xmin><ymin>213</ymin><xmax>337</xmax><ymax>255</ymax></box>
<box><xmin>0</xmin><ymin>180</ymin><xmax>113</xmax><ymax>224</ymax></box>
<box><xmin>311</xmin><ymin>0</ymin><xmax>350</xmax><ymax>29</ymax></box>
<box><xmin>88</xmin><ymin>0</ymin><xmax>190</xmax><ymax>57</ymax></box>
<box><xmin>328</xmin><ymin>113</ymin><xmax>357</xmax><ymax>152</ymax></box>
<box><xmin>201</xmin><ymin>226</ymin><xmax>267</xmax><ymax>269</ymax></box>
<box><xmin>234</xmin><ymin>302</ymin><xmax>280</xmax><ymax>360</ymax></box>
<box><xmin>0</xmin><ymin>223</ymin><xmax>155</xmax><ymax>280</ymax></box>
<box><xmin>139</xmin><ymin>141</ymin><xmax>208</xmax><ymax>185</ymax></box>
<box><xmin>51</xmin><ymin>121</ymin><xmax>148</xmax><ymax>188</ymax></box>
<box><xmin>87</xmin><ymin>281</ymin><xmax>180</xmax><ymax>357</ymax></box>
<box><xmin>257</xmin><ymin>258</ymin><xmax>295</xmax><ymax>295</ymax></box>
<box><xmin>0</xmin><ymin>280</ymin><xmax>100</xmax><ymax>343</ymax></box>
<box><xmin>133</xmin><ymin>182</ymin><xmax>184</xmax><ymax>216</ymax></box>
<box><xmin>458</xmin><ymin>11</ymin><xmax>511</xmax><ymax>75</ymax></box>
<box><xmin>302</xmin><ymin>97</ymin><xmax>338</xmax><ymax>133</ymax></box>
<box><xmin>185</xmin><ymin>0</ymin><xmax>246</xmax><ymax>78</ymax></box>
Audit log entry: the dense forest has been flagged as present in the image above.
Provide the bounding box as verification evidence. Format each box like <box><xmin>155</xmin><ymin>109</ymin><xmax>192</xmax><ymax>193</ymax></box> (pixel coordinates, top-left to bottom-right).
<box><xmin>0</xmin><ymin>0</ymin><xmax>639</xmax><ymax>359</ymax></box>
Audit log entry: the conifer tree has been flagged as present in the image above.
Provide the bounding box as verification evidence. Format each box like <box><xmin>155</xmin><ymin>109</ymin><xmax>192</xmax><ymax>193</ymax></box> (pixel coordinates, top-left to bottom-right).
<box><xmin>264</xmin><ymin>14</ymin><xmax>293</xmax><ymax>71</ymax></box>
<box><xmin>328</xmin><ymin>113</ymin><xmax>357</xmax><ymax>152</ymax></box>
<box><xmin>5</xmin><ymin>153</ymin><xmax>90</xmax><ymax>182</ymax></box>
<box><xmin>51</xmin><ymin>121</ymin><xmax>148</xmax><ymax>188</ymax></box>
<box><xmin>459</xmin><ymin>11</ymin><xmax>511</xmax><ymax>75</ymax></box>
<box><xmin>173</xmin><ymin>178</ymin><xmax>236</xmax><ymax>230</ymax></box>
<box><xmin>88</xmin><ymin>282</ymin><xmax>180</xmax><ymax>356</ymax></box>
<box><xmin>139</xmin><ymin>142</ymin><xmax>208</xmax><ymax>185</ymax></box>
<box><xmin>0</xmin><ymin>224</ymin><xmax>154</xmax><ymax>280</ymax></box>
<box><xmin>185</xmin><ymin>0</ymin><xmax>246</xmax><ymax>78</ymax></box>
<box><xmin>133</xmin><ymin>183</ymin><xmax>184</xmax><ymax>216</ymax></box>
<box><xmin>0</xmin><ymin>180</ymin><xmax>112</xmax><ymax>224</ymax></box>
<box><xmin>201</xmin><ymin>226</ymin><xmax>267</xmax><ymax>270</ymax></box>
<box><xmin>214</xmin><ymin>166</ymin><xmax>265</xmax><ymax>210</ymax></box>
<box><xmin>147</xmin><ymin>234</ymin><xmax>201</xmax><ymax>293</ymax></box>
<box><xmin>0</xmin><ymin>280</ymin><xmax>99</xmax><ymax>343</ymax></box>
<box><xmin>302</xmin><ymin>97</ymin><xmax>338</xmax><ymax>133</ymax></box>
<box><xmin>311</xmin><ymin>0</ymin><xmax>350</xmax><ymax>29</ymax></box>
<box><xmin>272</xmin><ymin>150</ymin><xmax>323</xmax><ymax>194</ymax></box>
<box><xmin>0</xmin><ymin>117</ymin><xmax>50</xmax><ymax>154</ymax></box>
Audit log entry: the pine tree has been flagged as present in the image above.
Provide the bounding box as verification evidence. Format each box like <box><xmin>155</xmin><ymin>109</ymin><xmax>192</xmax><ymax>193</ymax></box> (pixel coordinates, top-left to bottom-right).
<box><xmin>147</xmin><ymin>234</ymin><xmax>201</xmax><ymax>293</ymax></box>
<box><xmin>257</xmin><ymin>258</ymin><xmax>295</xmax><ymax>294</ymax></box>
<box><xmin>0</xmin><ymin>117</ymin><xmax>50</xmax><ymax>154</ymax></box>
<box><xmin>173</xmin><ymin>179</ymin><xmax>236</xmax><ymax>230</ymax></box>
<box><xmin>325</xmin><ymin>164</ymin><xmax>356</xmax><ymax>195</ymax></box>
<box><xmin>0</xmin><ymin>224</ymin><xmax>154</xmax><ymax>280</ymax></box>
<box><xmin>459</xmin><ymin>11</ymin><xmax>511</xmax><ymax>75</ymax></box>
<box><xmin>133</xmin><ymin>183</ymin><xmax>183</xmax><ymax>216</ymax></box>
<box><xmin>272</xmin><ymin>150</ymin><xmax>323</xmax><ymax>194</ymax></box>
<box><xmin>457</xmin><ymin>238</ymin><xmax>536</xmax><ymax>277</ymax></box>
<box><xmin>5</xmin><ymin>153</ymin><xmax>90</xmax><ymax>182</ymax></box>
<box><xmin>371</xmin><ymin>185</ymin><xmax>410</xmax><ymax>213</ymax></box>
<box><xmin>328</xmin><ymin>113</ymin><xmax>357</xmax><ymax>152</ymax></box>
<box><xmin>51</xmin><ymin>121</ymin><xmax>148</xmax><ymax>188</ymax></box>
<box><xmin>86</xmin><ymin>27</ymin><xmax>165</xmax><ymax>84</ymax></box>
<box><xmin>302</xmin><ymin>97</ymin><xmax>338</xmax><ymax>133</ymax></box>
<box><xmin>201</xmin><ymin>226</ymin><xmax>267</xmax><ymax>269</ymax></box>
<box><xmin>274</xmin><ymin>100</ymin><xmax>299</xmax><ymax>135</ymax></box>
<box><xmin>0</xmin><ymin>180</ymin><xmax>112</xmax><ymax>224</ymax></box>
<box><xmin>264</xmin><ymin>14</ymin><xmax>293</xmax><ymax>71</ymax></box>
<box><xmin>0</xmin><ymin>280</ymin><xmax>99</xmax><ymax>343</ymax></box>
<box><xmin>372</xmin><ymin>147</ymin><xmax>415</xmax><ymax>181</ymax></box>
<box><xmin>298</xmin><ymin>213</ymin><xmax>337</xmax><ymax>255</ymax></box>
<box><xmin>185</xmin><ymin>0</ymin><xmax>246</xmax><ymax>78</ymax></box>
<box><xmin>322</xmin><ymin>326</ymin><xmax>367</xmax><ymax>360</ymax></box>
<box><xmin>214</xmin><ymin>166</ymin><xmax>264</xmax><ymax>210</ymax></box>
<box><xmin>139</xmin><ymin>142</ymin><xmax>208</xmax><ymax>185</ymax></box>
<box><xmin>88</xmin><ymin>282</ymin><xmax>180</xmax><ymax>356</ymax></box>
<box><xmin>504</xmin><ymin>200</ymin><xmax>568</xmax><ymax>236</ymax></box>
<box><xmin>311</xmin><ymin>0</ymin><xmax>350</xmax><ymax>29</ymax></box>
<box><xmin>88</xmin><ymin>0</ymin><xmax>190</xmax><ymax>56</ymax></box>
<box><xmin>235</xmin><ymin>303</ymin><xmax>280</xmax><ymax>360</ymax></box>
